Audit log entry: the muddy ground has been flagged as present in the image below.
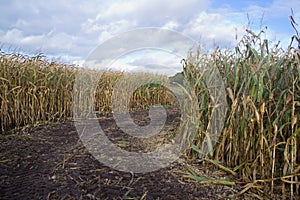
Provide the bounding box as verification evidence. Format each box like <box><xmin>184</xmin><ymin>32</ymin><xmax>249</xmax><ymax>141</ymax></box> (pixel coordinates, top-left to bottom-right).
<box><xmin>0</xmin><ymin>109</ymin><xmax>248</xmax><ymax>200</ymax></box>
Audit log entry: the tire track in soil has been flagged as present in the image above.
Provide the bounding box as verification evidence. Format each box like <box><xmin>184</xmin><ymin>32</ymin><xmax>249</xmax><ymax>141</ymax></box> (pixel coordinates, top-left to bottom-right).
<box><xmin>0</xmin><ymin>109</ymin><xmax>243</xmax><ymax>200</ymax></box>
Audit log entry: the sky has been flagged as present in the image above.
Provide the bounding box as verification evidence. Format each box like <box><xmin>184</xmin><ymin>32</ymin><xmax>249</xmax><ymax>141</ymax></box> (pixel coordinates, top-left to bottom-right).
<box><xmin>0</xmin><ymin>0</ymin><xmax>300</xmax><ymax>75</ymax></box>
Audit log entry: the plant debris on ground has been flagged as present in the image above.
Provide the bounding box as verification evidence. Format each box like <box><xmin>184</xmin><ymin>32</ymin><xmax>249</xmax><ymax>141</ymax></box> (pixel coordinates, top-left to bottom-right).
<box><xmin>1</xmin><ymin>111</ymin><xmax>248</xmax><ymax>200</ymax></box>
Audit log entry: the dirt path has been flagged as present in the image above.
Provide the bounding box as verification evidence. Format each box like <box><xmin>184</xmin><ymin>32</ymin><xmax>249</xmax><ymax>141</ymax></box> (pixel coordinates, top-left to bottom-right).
<box><xmin>0</xmin><ymin>111</ymin><xmax>244</xmax><ymax>200</ymax></box>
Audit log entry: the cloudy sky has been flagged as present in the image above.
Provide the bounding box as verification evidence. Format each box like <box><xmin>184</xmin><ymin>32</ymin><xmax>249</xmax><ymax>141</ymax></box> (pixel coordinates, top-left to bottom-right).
<box><xmin>1</xmin><ymin>0</ymin><xmax>299</xmax><ymax>75</ymax></box>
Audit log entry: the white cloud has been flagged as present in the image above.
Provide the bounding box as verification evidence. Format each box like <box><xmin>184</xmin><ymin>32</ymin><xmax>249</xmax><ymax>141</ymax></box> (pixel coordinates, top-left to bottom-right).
<box><xmin>82</xmin><ymin>19</ymin><xmax>137</xmax><ymax>43</ymax></box>
<box><xmin>80</xmin><ymin>0</ymin><xmax>210</xmax><ymax>45</ymax></box>
<box><xmin>96</xmin><ymin>1</ymin><xmax>136</xmax><ymax>21</ymax></box>
<box><xmin>0</xmin><ymin>0</ymin><xmax>299</xmax><ymax>71</ymax></box>
<box><xmin>162</xmin><ymin>21</ymin><xmax>180</xmax><ymax>30</ymax></box>
<box><xmin>182</xmin><ymin>11</ymin><xmax>245</xmax><ymax>49</ymax></box>
<box><xmin>1</xmin><ymin>28</ymin><xmax>79</xmax><ymax>55</ymax></box>
<box><xmin>269</xmin><ymin>0</ymin><xmax>300</xmax><ymax>17</ymax></box>
<box><xmin>96</xmin><ymin>0</ymin><xmax>210</xmax><ymax>25</ymax></box>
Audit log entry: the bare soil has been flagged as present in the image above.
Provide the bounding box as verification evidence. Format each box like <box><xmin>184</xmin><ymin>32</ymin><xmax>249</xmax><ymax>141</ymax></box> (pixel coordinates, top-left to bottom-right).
<box><xmin>0</xmin><ymin>109</ymin><xmax>246</xmax><ymax>200</ymax></box>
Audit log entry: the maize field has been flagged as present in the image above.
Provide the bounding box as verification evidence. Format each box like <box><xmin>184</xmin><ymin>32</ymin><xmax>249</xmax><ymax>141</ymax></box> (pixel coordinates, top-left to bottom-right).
<box><xmin>1</xmin><ymin>28</ymin><xmax>300</xmax><ymax>198</ymax></box>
